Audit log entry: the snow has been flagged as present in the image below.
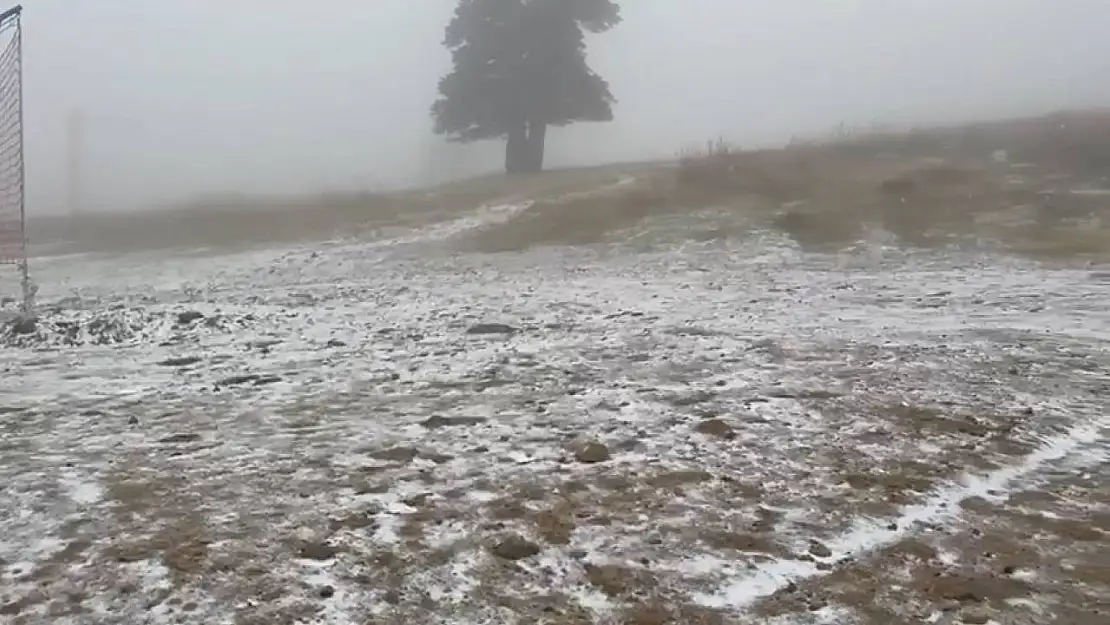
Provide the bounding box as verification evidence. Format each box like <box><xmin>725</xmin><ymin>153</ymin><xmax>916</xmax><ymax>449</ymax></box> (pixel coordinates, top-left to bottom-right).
<box><xmin>0</xmin><ymin>201</ymin><xmax>1108</xmax><ymax>623</ymax></box>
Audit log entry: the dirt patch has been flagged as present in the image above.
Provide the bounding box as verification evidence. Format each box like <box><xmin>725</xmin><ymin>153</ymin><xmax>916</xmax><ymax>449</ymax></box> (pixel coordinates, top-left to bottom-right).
<box><xmin>646</xmin><ymin>470</ymin><xmax>714</xmax><ymax>489</ymax></box>
<box><xmin>584</xmin><ymin>563</ymin><xmax>659</xmax><ymax>597</ymax></box>
<box><xmin>700</xmin><ymin>530</ymin><xmax>786</xmax><ymax>558</ymax></box>
<box><xmin>533</xmin><ymin>503</ymin><xmax>577</xmax><ymax>546</ymax></box>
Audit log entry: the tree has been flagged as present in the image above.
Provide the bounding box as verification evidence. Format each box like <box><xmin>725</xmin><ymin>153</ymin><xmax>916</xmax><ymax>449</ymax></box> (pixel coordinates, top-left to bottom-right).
<box><xmin>431</xmin><ymin>0</ymin><xmax>621</xmax><ymax>175</ymax></box>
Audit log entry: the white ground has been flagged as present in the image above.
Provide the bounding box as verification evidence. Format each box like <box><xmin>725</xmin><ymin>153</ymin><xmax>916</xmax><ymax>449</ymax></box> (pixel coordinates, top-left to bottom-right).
<box><xmin>1</xmin><ymin>201</ymin><xmax>1108</xmax><ymax>625</ymax></box>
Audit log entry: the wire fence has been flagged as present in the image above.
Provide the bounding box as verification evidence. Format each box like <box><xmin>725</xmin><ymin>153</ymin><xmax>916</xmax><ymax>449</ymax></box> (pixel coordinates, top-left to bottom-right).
<box><xmin>0</xmin><ymin>5</ymin><xmax>33</xmax><ymax>314</ymax></box>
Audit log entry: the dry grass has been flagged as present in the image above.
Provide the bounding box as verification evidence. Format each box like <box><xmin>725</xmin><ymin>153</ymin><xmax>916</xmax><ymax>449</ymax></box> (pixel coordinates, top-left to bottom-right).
<box><xmin>464</xmin><ymin>109</ymin><xmax>1110</xmax><ymax>259</ymax></box>
<box><xmin>27</xmin><ymin>163</ymin><xmax>651</xmax><ymax>254</ymax></box>
<box><xmin>31</xmin><ymin>108</ymin><xmax>1110</xmax><ymax>260</ymax></box>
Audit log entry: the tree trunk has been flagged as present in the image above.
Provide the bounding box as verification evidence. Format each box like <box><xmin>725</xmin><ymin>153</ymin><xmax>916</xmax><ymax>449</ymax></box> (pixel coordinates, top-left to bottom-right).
<box><xmin>524</xmin><ymin>120</ymin><xmax>547</xmax><ymax>173</ymax></box>
<box><xmin>504</xmin><ymin>122</ymin><xmax>528</xmax><ymax>175</ymax></box>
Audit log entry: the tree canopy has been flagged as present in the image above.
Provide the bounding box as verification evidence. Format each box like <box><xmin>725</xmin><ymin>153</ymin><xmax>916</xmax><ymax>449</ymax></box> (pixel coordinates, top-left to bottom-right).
<box><xmin>431</xmin><ymin>0</ymin><xmax>621</xmax><ymax>173</ymax></box>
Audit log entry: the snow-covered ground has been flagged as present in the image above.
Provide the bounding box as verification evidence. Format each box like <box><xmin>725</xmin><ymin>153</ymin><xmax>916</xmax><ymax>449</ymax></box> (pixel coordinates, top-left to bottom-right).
<box><xmin>1</xmin><ymin>203</ymin><xmax>1108</xmax><ymax>625</ymax></box>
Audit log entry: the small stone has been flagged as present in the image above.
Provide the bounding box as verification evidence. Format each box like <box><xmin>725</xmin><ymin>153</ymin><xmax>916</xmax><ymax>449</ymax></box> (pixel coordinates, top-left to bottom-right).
<box><xmin>960</xmin><ymin>607</ymin><xmax>992</xmax><ymax>624</ymax></box>
<box><xmin>158</xmin><ymin>432</ymin><xmax>200</xmax><ymax>444</ymax></box>
<box><xmin>808</xmin><ymin>540</ymin><xmax>832</xmax><ymax>559</ymax></box>
<box><xmin>466</xmin><ymin>323</ymin><xmax>516</xmax><ymax>335</ymax></box>
<box><xmin>157</xmin><ymin>356</ymin><xmax>202</xmax><ymax>367</ymax></box>
<box><xmin>0</xmin><ymin>601</ymin><xmax>21</xmax><ymax>616</ymax></box>
<box><xmin>574</xmin><ymin>442</ymin><xmax>611</xmax><ymax>464</ymax></box>
<box><xmin>491</xmin><ymin>535</ymin><xmax>541</xmax><ymax>561</ymax></box>
<box><xmin>694</xmin><ymin>418</ymin><xmax>735</xmax><ymax>439</ymax></box>
<box><xmin>940</xmin><ymin>601</ymin><xmax>961</xmax><ymax>613</ymax></box>
<box><xmin>9</xmin><ymin>316</ymin><xmax>36</xmax><ymax>335</ymax></box>
<box><xmin>298</xmin><ymin>542</ymin><xmax>337</xmax><ymax>561</ymax></box>
<box><xmin>421</xmin><ymin>415</ymin><xmax>487</xmax><ymax>429</ymax></box>
<box><xmin>218</xmin><ymin>374</ymin><xmax>260</xmax><ymax>386</ymax></box>
<box><xmin>370</xmin><ymin>446</ymin><xmax>419</xmax><ymax>463</ymax></box>
<box><xmin>176</xmin><ymin>311</ymin><xmax>204</xmax><ymax>325</ymax></box>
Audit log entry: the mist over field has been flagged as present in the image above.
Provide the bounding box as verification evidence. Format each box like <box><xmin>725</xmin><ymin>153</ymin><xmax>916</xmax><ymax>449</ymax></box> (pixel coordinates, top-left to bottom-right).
<box><xmin>4</xmin><ymin>2</ymin><xmax>1110</xmax><ymax>624</ymax></box>
<box><xmin>22</xmin><ymin>0</ymin><xmax>1110</xmax><ymax>214</ymax></box>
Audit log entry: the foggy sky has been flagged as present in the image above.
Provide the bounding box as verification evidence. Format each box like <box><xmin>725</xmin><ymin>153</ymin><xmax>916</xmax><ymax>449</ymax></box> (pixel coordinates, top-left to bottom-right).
<box><xmin>20</xmin><ymin>0</ymin><xmax>1110</xmax><ymax>214</ymax></box>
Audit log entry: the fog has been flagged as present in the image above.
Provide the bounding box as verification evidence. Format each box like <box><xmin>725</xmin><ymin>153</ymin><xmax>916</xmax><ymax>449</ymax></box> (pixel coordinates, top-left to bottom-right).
<box><xmin>22</xmin><ymin>0</ymin><xmax>1110</xmax><ymax>214</ymax></box>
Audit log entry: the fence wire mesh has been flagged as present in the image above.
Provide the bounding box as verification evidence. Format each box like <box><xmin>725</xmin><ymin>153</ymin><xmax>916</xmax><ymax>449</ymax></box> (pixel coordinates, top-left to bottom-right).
<box><xmin>0</xmin><ymin>8</ymin><xmax>22</xmax><ymax>267</ymax></box>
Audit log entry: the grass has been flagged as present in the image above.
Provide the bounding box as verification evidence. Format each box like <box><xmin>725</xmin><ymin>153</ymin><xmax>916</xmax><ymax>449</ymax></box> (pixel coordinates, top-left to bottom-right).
<box><xmin>27</xmin><ymin>163</ymin><xmax>651</xmax><ymax>254</ymax></box>
<box><xmin>464</xmin><ymin>108</ymin><xmax>1110</xmax><ymax>259</ymax></box>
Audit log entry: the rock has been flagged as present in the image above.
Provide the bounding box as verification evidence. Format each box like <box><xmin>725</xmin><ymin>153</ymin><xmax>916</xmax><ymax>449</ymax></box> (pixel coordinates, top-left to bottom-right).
<box><xmin>157</xmin><ymin>356</ymin><xmax>202</xmax><ymax>367</ymax></box>
<box><xmin>403</xmin><ymin>493</ymin><xmax>432</xmax><ymax>508</ymax></box>
<box><xmin>694</xmin><ymin>418</ymin><xmax>735</xmax><ymax>439</ymax></box>
<box><xmin>318</xmin><ymin>585</ymin><xmax>335</xmax><ymax>599</ymax></box>
<box><xmin>960</xmin><ymin>607</ymin><xmax>993</xmax><ymax>624</ymax></box>
<box><xmin>808</xmin><ymin>540</ymin><xmax>832</xmax><ymax>558</ymax></box>
<box><xmin>370</xmin><ymin>446</ymin><xmax>419</xmax><ymax>463</ymax></box>
<box><xmin>127</xmin><ymin>415</ymin><xmax>139</xmax><ymax>426</ymax></box>
<box><xmin>574</xmin><ymin>442</ymin><xmax>611</xmax><ymax>464</ymax></box>
<box><xmin>350</xmin><ymin>477</ymin><xmax>390</xmax><ymax>495</ymax></box>
<box><xmin>176</xmin><ymin>311</ymin><xmax>204</xmax><ymax>325</ymax></box>
<box><xmin>421</xmin><ymin>451</ymin><xmax>454</xmax><ymax>464</ymax></box>
<box><xmin>0</xmin><ymin>600</ymin><xmax>21</xmax><ymax>616</ymax></box>
<box><xmin>491</xmin><ymin>535</ymin><xmax>541</xmax><ymax>560</ymax></box>
<box><xmin>668</xmin><ymin>390</ymin><xmax>716</xmax><ymax>407</ymax></box>
<box><xmin>466</xmin><ymin>323</ymin><xmax>516</xmax><ymax>336</ymax></box>
<box><xmin>248</xmin><ymin>339</ymin><xmax>283</xmax><ymax>350</ymax></box>
<box><xmin>218</xmin><ymin>374</ymin><xmax>260</xmax><ymax>386</ymax></box>
<box><xmin>158</xmin><ymin>433</ymin><xmax>201</xmax><ymax>444</ymax></box>
<box><xmin>8</xmin><ymin>316</ymin><xmax>36</xmax><ymax>335</ymax></box>
<box><xmin>326</xmin><ymin>339</ymin><xmax>347</xmax><ymax>348</ymax></box>
<box><xmin>298</xmin><ymin>542</ymin><xmax>337</xmax><ymax>561</ymax></box>
<box><xmin>420</xmin><ymin>415</ymin><xmax>487</xmax><ymax>429</ymax></box>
